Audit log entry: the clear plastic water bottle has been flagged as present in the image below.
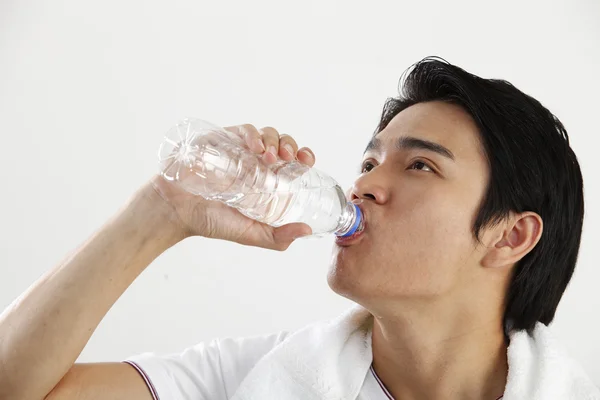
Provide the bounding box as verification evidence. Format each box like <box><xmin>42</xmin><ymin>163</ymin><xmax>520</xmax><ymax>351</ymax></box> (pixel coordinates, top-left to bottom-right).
<box><xmin>157</xmin><ymin>118</ymin><xmax>363</xmax><ymax>237</ymax></box>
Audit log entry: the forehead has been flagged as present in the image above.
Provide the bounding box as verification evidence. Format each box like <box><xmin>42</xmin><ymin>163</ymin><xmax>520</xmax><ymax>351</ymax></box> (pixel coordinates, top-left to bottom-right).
<box><xmin>376</xmin><ymin>101</ymin><xmax>485</xmax><ymax>162</ymax></box>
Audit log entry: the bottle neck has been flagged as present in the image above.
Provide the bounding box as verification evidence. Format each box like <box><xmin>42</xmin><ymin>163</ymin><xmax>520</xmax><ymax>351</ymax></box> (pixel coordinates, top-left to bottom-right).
<box><xmin>335</xmin><ymin>203</ymin><xmax>361</xmax><ymax>237</ymax></box>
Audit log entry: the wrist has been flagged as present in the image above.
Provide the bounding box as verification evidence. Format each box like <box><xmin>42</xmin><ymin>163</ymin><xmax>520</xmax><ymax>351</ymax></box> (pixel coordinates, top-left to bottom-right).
<box><xmin>124</xmin><ymin>178</ymin><xmax>189</xmax><ymax>249</ymax></box>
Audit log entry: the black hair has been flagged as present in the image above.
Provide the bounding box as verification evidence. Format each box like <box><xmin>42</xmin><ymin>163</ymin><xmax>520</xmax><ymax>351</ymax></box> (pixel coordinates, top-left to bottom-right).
<box><xmin>376</xmin><ymin>57</ymin><xmax>585</xmax><ymax>332</ymax></box>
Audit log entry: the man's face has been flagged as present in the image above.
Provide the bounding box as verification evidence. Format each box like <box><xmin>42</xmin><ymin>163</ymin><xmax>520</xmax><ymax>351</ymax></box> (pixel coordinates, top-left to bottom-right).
<box><xmin>328</xmin><ymin>101</ymin><xmax>491</xmax><ymax>305</ymax></box>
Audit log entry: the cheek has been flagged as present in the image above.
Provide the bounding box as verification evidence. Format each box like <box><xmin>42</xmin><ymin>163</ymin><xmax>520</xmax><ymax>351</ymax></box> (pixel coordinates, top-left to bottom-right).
<box><xmin>389</xmin><ymin>191</ymin><xmax>478</xmax><ymax>262</ymax></box>
<box><xmin>376</xmin><ymin>212</ymin><xmax>474</xmax><ymax>296</ymax></box>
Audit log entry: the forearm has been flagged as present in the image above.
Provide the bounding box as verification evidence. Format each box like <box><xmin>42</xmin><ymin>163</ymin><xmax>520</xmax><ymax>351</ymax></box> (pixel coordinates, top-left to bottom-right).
<box><xmin>0</xmin><ymin>182</ymin><xmax>185</xmax><ymax>400</ymax></box>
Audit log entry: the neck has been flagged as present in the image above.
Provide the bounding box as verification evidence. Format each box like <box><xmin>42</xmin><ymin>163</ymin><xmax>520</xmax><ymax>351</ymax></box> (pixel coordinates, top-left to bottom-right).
<box><xmin>370</xmin><ymin>300</ymin><xmax>508</xmax><ymax>400</ymax></box>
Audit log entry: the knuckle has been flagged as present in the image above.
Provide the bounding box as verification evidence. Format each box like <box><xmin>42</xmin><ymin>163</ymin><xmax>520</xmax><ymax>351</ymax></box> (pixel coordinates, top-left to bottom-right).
<box><xmin>260</xmin><ymin>126</ymin><xmax>280</xmax><ymax>138</ymax></box>
<box><xmin>241</xmin><ymin>123</ymin><xmax>256</xmax><ymax>130</ymax></box>
<box><xmin>276</xmin><ymin>242</ymin><xmax>290</xmax><ymax>251</ymax></box>
<box><xmin>261</xmin><ymin>126</ymin><xmax>278</xmax><ymax>133</ymax></box>
<box><xmin>241</xmin><ymin>124</ymin><xmax>259</xmax><ymax>136</ymax></box>
<box><xmin>279</xmin><ymin>134</ymin><xmax>297</xmax><ymax>146</ymax></box>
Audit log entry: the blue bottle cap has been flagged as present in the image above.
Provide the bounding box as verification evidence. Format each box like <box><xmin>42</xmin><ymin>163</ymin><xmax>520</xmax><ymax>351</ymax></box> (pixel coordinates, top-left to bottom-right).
<box><xmin>338</xmin><ymin>204</ymin><xmax>362</xmax><ymax>238</ymax></box>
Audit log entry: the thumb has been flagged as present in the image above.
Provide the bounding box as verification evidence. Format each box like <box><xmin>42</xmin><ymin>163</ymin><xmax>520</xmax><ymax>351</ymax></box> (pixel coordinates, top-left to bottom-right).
<box><xmin>270</xmin><ymin>223</ymin><xmax>312</xmax><ymax>250</ymax></box>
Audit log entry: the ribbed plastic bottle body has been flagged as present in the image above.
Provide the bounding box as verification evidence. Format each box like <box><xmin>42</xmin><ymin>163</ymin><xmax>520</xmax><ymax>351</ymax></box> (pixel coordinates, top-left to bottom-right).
<box><xmin>158</xmin><ymin>119</ymin><xmax>359</xmax><ymax>236</ymax></box>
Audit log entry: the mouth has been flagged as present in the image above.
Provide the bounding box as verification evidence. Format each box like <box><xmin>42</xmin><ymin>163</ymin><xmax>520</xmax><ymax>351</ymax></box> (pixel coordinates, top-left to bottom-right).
<box><xmin>335</xmin><ymin>204</ymin><xmax>367</xmax><ymax>246</ymax></box>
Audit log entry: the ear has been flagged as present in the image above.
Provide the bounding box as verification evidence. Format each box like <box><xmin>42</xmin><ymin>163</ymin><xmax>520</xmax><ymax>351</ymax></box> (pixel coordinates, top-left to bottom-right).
<box><xmin>481</xmin><ymin>212</ymin><xmax>543</xmax><ymax>268</ymax></box>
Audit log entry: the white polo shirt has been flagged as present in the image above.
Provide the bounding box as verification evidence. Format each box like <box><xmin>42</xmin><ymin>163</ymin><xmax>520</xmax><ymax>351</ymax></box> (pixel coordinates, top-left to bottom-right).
<box><xmin>124</xmin><ymin>331</ymin><xmax>393</xmax><ymax>400</ymax></box>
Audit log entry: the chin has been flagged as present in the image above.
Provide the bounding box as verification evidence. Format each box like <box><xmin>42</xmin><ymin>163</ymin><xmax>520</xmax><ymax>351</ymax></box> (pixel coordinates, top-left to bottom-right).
<box><xmin>327</xmin><ymin>248</ymin><xmax>363</xmax><ymax>299</ymax></box>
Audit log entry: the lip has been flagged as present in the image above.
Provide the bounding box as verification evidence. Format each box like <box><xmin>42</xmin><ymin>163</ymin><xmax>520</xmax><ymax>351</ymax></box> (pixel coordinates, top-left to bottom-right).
<box><xmin>335</xmin><ymin>203</ymin><xmax>367</xmax><ymax>247</ymax></box>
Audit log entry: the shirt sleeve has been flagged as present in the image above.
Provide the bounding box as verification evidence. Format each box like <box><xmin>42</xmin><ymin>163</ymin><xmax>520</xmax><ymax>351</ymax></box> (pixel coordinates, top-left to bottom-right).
<box><xmin>123</xmin><ymin>331</ymin><xmax>289</xmax><ymax>400</ymax></box>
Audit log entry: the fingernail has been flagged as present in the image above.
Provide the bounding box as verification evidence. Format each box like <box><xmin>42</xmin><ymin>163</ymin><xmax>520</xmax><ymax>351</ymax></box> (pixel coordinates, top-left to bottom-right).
<box><xmin>301</xmin><ymin>149</ymin><xmax>314</xmax><ymax>161</ymax></box>
<box><xmin>283</xmin><ymin>143</ymin><xmax>294</xmax><ymax>156</ymax></box>
<box><xmin>268</xmin><ymin>146</ymin><xmax>277</xmax><ymax>156</ymax></box>
<box><xmin>254</xmin><ymin>138</ymin><xmax>266</xmax><ymax>152</ymax></box>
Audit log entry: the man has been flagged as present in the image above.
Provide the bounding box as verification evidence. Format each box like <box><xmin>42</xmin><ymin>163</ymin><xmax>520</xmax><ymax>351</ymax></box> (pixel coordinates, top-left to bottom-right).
<box><xmin>0</xmin><ymin>57</ymin><xmax>597</xmax><ymax>400</ymax></box>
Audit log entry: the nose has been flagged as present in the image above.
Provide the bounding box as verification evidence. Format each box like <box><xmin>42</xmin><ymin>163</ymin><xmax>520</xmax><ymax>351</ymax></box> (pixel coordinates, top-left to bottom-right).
<box><xmin>350</xmin><ymin>170</ymin><xmax>389</xmax><ymax>204</ymax></box>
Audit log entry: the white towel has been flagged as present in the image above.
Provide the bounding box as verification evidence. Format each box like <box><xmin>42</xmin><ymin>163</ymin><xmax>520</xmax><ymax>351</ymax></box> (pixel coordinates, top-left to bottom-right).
<box><xmin>231</xmin><ymin>304</ymin><xmax>599</xmax><ymax>400</ymax></box>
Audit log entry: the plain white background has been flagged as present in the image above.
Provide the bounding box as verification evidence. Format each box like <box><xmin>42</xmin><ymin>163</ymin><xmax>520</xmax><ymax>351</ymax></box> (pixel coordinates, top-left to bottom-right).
<box><xmin>1</xmin><ymin>0</ymin><xmax>599</xmax><ymax>384</ymax></box>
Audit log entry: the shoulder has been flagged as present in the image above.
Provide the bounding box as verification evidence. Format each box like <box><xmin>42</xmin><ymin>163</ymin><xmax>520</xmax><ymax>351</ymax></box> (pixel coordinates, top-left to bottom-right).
<box><xmin>124</xmin><ymin>330</ymin><xmax>291</xmax><ymax>400</ymax></box>
<box><xmin>505</xmin><ymin>323</ymin><xmax>600</xmax><ymax>399</ymax></box>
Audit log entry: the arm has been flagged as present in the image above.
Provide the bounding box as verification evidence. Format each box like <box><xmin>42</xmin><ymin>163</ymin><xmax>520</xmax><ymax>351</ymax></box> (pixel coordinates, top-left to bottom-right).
<box><xmin>0</xmin><ymin>182</ymin><xmax>184</xmax><ymax>400</ymax></box>
<box><xmin>0</xmin><ymin>124</ymin><xmax>314</xmax><ymax>400</ymax></box>
<box><xmin>45</xmin><ymin>363</ymin><xmax>155</xmax><ymax>400</ymax></box>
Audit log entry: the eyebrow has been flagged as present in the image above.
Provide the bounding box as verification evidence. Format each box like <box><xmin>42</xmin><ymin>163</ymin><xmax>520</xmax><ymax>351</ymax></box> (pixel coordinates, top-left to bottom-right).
<box><xmin>364</xmin><ymin>136</ymin><xmax>455</xmax><ymax>161</ymax></box>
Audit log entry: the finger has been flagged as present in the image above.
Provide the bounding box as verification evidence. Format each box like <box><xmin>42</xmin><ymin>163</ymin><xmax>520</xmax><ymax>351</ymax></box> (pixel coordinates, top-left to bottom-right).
<box><xmin>225</xmin><ymin>124</ymin><xmax>265</xmax><ymax>154</ymax></box>
<box><xmin>259</xmin><ymin>127</ymin><xmax>281</xmax><ymax>164</ymax></box>
<box><xmin>278</xmin><ymin>134</ymin><xmax>298</xmax><ymax>161</ymax></box>
<box><xmin>297</xmin><ymin>147</ymin><xmax>316</xmax><ymax>167</ymax></box>
<box><xmin>270</xmin><ymin>223</ymin><xmax>313</xmax><ymax>251</ymax></box>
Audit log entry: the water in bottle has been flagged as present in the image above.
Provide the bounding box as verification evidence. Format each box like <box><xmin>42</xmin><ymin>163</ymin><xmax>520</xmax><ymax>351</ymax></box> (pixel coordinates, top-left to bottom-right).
<box><xmin>157</xmin><ymin>118</ymin><xmax>363</xmax><ymax>237</ymax></box>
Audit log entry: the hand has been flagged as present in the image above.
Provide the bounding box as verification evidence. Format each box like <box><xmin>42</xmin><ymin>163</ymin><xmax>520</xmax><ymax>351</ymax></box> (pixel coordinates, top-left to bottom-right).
<box><xmin>149</xmin><ymin>124</ymin><xmax>316</xmax><ymax>250</ymax></box>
